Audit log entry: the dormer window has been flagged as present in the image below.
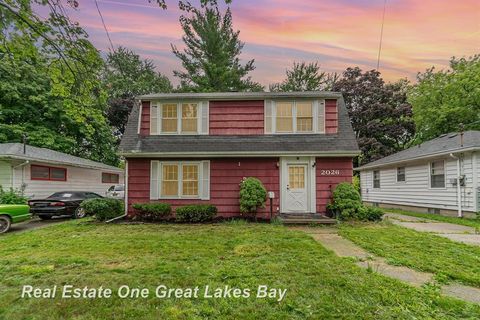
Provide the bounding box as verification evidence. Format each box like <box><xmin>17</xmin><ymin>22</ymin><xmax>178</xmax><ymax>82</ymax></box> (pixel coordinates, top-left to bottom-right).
<box><xmin>150</xmin><ymin>101</ymin><xmax>208</xmax><ymax>135</ymax></box>
<box><xmin>265</xmin><ymin>100</ymin><xmax>324</xmax><ymax>134</ymax></box>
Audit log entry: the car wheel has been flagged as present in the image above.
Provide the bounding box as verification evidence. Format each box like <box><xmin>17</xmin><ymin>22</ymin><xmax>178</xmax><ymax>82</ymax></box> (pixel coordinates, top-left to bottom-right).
<box><xmin>38</xmin><ymin>216</ymin><xmax>52</xmax><ymax>220</ymax></box>
<box><xmin>0</xmin><ymin>216</ymin><xmax>11</xmax><ymax>234</ymax></box>
<box><xmin>74</xmin><ymin>207</ymin><xmax>86</xmax><ymax>219</ymax></box>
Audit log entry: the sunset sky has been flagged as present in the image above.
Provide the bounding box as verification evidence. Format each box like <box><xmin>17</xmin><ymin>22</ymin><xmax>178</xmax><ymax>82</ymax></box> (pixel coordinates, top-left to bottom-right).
<box><xmin>67</xmin><ymin>0</ymin><xmax>479</xmax><ymax>86</ymax></box>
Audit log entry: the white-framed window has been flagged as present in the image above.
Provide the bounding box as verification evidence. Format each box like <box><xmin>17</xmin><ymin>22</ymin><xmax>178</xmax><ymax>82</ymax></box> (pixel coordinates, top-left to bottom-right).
<box><xmin>150</xmin><ymin>160</ymin><xmax>210</xmax><ymax>200</ymax></box>
<box><xmin>430</xmin><ymin>160</ymin><xmax>445</xmax><ymax>188</ymax></box>
<box><xmin>265</xmin><ymin>100</ymin><xmax>325</xmax><ymax>134</ymax></box>
<box><xmin>373</xmin><ymin>170</ymin><xmax>380</xmax><ymax>188</ymax></box>
<box><xmin>150</xmin><ymin>101</ymin><xmax>208</xmax><ymax>135</ymax></box>
<box><xmin>396</xmin><ymin>167</ymin><xmax>406</xmax><ymax>182</ymax></box>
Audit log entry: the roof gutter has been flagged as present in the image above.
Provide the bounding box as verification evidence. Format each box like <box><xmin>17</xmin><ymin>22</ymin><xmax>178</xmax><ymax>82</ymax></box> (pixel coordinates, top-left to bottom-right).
<box><xmin>355</xmin><ymin>146</ymin><xmax>479</xmax><ymax>171</ymax></box>
<box><xmin>0</xmin><ymin>155</ymin><xmax>123</xmax><ymax>173</ymax></box>
<box><xmin>118</xmin><ymin>151</ymin><xmax>361</xmax><ymax>158</ymax></box>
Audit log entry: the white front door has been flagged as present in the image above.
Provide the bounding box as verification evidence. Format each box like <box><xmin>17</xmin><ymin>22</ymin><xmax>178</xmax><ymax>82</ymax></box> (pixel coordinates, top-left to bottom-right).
<box><xmin>285</xmin><ymin>164</ymin><xmax>308</xmax><ymax>212</ymax></box>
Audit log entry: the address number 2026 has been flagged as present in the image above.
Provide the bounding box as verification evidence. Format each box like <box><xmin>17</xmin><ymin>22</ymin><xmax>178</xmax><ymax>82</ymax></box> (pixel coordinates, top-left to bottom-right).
<box><xmin>320</xmin><ymin>169</ymin><xmax>340</xmax><ymax>176</ymax></box>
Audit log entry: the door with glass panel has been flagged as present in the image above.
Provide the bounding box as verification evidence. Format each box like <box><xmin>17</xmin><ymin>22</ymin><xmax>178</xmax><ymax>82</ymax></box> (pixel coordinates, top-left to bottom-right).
<box><xmin>285</xmin><ymin>164</ymin><xmax>309</xmax><ymax>213</ymax></box>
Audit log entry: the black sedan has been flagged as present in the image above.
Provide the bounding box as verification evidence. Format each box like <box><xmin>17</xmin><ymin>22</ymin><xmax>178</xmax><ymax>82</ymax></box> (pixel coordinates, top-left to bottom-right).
<box><xmin>28</xmin><ymin>191</ymin><xmax>103</xmax><ymax>220</ymax></box>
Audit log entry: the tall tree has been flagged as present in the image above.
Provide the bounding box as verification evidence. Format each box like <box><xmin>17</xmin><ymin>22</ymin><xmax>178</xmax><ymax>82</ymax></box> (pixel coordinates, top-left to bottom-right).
<box><xmin>408</xmin><ymin>55</ymin><xmax>480</xmax><ymax>143</ymax></box>
<box><xmin>171</xmin><ymin>1</ymin><xmax>262</xmax><ymax>92</ymax></box>
<box><xmin>0</xmin><ymin>1</ymin><xmax>119</xmax><ymax>165</ymax></box>
<box><xmin>269</xmin><ymin>61</ymin><xmax>338</xmax><ymax>92</ymax></box>
<box><xmin>332</xmin><ymin>67</ymin><xmax>415</xmax><ymax>165</ymax></box>
<box><xmin>103</xmin><ymin>47</ymin><xmax>173</xmax><ymax>136</ymax></box>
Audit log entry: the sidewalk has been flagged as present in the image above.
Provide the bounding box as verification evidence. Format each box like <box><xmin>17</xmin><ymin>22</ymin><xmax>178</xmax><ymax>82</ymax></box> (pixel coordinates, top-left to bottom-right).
<box><xmin>384</xmin><ymin>213</ymin><xmax>480</xmax><ymax>246</ymax></box>
<box><xmin>292</xmin><ymin>226</ymin><xmax>480</xmax><ymax>305</ymax></box>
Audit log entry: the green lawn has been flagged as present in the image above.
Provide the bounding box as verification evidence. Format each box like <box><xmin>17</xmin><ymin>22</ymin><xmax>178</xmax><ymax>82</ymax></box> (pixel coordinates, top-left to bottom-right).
<box><xmin>384</xmin><ymin>208</ymin><xmax>480</xmax><ymax>229</ymax></box>
<box><xmin>339</xmin><ymin>222</ymin><xmax>480</xmax><ymax>287</ymax></box>
<box><xmin>1</xmin><ymin>221</ymin><xmax>479</xmax><ymax>319</ymax></box>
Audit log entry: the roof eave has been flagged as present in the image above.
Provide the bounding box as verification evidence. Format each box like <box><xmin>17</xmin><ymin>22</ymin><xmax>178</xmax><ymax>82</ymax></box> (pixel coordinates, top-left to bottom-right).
<box><xmin>120</xmin><ymin>150</ymin><xmax>360</xmax><ymax>158</ymax></box>
<box><xmin>0</xmin><ymin>155</ymin><xmax>123</xmax><ymax>172</ymax></box>
<box><xmin>136</xmin><ymin>91</ymin><xmax>343</xmax><ymax>101</ymax></box>
<box><xmin>355</xmin><ymin>146</ymin><xmax>479</xmax><ymax>171</ymax></box>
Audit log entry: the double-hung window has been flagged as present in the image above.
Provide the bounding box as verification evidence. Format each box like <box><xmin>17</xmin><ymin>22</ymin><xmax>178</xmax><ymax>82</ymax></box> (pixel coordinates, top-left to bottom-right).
<box><xmin>150</xmin><ymin>101</ymin><xmax>208</xmax><ymax>134</ymax></box>
<box><xmin>31</xmin><ymin>165</ymin><xmax>66</xmax><ymax>181</ymax></box>
<box><xmin>396</xmin><ymin>167</ymin><xmax>406</xmax><ymax>182</ymax></box>
<box><xmin>266</xmin><ymin>100</ymin><xmax>324</xmax><ymax>134</ymax></box>
<box><xmin>151</xmin><ymin>161</ymin><xmax>210</xmax><ymax>200</ymax></box>
<box><xmin>373</xmin><ymin>170</ymin><xmax>380</xmax><ymax>188</ymax></box>
<box><xmin>430</xmin><ymin>161</ymin><xmax>445</xmax><ymax>188</ymax></box>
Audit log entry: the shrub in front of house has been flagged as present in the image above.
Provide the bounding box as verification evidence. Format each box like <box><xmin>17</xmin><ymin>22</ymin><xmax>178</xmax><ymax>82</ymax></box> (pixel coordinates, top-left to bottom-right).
<box><xmin>175</xmin><ymin>205</ymin><xmax>217</xmax><ymax>223</ymax></box>
<box><xmin>327</xmin><ymin>182</ymin><xmax>383</xmax><ymax>222</ymax></box>
<box><xmin>132</xmin><ymin>203</ymin><xmax>171</xmax><ymax>221</ymax></box>
<box><xmin>80</xmin><ymin>198</ymin><xmax>124</xmax><ymax>221</ymax></box>
<box><xmin>239</xmin><ymin>177</ymin><xmax>267</xmax><ymax>218</ymax></box>
<box><xmin>0</xmin><ymin>186</ymin><xmax>28</xmax><ymax>205</ymax></box>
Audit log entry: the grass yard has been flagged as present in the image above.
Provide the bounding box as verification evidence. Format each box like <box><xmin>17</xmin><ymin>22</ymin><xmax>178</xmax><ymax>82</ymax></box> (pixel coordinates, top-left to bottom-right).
<box><xmin>1</xmin><ymin>221</ymin><xmax>480</xmax><ymax>319</ymax></box>
<box><xmin>339</xmin><ymin>222</ymin><xmax>480</xmax><ymax>287</ymax></box>
<box><xmin>384</xmin><ymin>208</ymin><xmax>480</xmax><ymax>229</ymax></box>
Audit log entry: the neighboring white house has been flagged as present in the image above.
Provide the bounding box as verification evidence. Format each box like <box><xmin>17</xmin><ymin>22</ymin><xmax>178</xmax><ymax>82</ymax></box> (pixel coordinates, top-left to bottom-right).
<box><xmin>357</xmin><ymin>131</ymin><xmax>480</xmax><ymax>217</ymax></box>
<box><xmin>0</xmin><ymin>143</ymin><xmax>124</xmax><ymax>199</ymax></box>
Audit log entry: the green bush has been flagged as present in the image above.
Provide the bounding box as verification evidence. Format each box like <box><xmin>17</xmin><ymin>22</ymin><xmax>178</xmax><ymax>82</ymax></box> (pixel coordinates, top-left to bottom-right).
<box><xmin>239</xmin><ymin>177</ymin><xmax>267</xmax><ymax>217</ymax></box>
<box><xmin>175</xmin><ymin>205</ymin><xmax>217</xmax><ymax>223</ymax></box>
<box><xmin>327</xmin><ymin>182</ymin><xmax>383</xmax><ymax>222</ymax></box>
<box><xmin>0</xmin><ymin>186</ymin><xmax>28</xmax><ymax>204</ymax></box>
<box><xmin>352</xmin><ymin>175</ymin><xmax>361</xmax><ymax>194</ymax></box>
<box><xmin>132</xmin><ymin>203</ymin><xmax>171</xmax><ymax>221</ymax></box>
<box><xmin>80</xmin><ymin>198</ymin><xmax>124</xmax><ymax>221</ymax></box>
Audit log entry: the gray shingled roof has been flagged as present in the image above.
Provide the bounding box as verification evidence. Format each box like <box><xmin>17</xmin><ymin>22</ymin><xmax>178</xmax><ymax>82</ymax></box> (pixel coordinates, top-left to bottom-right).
<box><xmin>0</xmin><ymin>143</ymin><xmax>123</xmax><ymax>171</ymax></box>
<box><xmin>120</xmin><ymin>93</ymin><xmax>359</xmax><ymax>156</ymax></box>
<box><xmin>357</xmin><ymin>131</ymin><xmax>480</xmax><ymax>170</ymax></box>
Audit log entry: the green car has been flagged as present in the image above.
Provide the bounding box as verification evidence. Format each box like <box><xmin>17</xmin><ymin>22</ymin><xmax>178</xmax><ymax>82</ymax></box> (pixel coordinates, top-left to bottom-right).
<box><xmin>0</xmin><ymin>204</ymin><xmax>31</xmax><ymax>233</ymax></box>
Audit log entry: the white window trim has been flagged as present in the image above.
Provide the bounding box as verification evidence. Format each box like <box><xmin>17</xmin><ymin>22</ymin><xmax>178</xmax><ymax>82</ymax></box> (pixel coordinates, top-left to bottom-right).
<box><xmin>396</xmin><ymin>166</ymin><xmax>406</xmax><ymax>183</ymax></box>
<box><xmin>150</xmin><ymin>101</ymin><xmax>208</xmax><ymax>135</ymax></box>
<box><xmin>151</xmin><ymin>160</ymin><xmax>210</xmax><ymax>200</ymax></box>
<box><xmin>268</xmin><ymin>99</ymin><xmax>325</xmax><ymax>134</ymax></box>
<box><xmin>429</xmin><ymin>160</ymin><xmax>446</xmax><ymax>189</ymax></box>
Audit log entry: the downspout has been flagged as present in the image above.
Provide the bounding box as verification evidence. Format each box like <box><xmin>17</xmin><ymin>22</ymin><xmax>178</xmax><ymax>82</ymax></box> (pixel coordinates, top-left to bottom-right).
<box><xmin>106</xmin><ymin>159</ymin><xmax>128</xmax><ymax>223</ymax></box>
<box><xmin>449</xmin><ymin>153</ymin><xmax>462</xmax><ymax>218</ymax></box>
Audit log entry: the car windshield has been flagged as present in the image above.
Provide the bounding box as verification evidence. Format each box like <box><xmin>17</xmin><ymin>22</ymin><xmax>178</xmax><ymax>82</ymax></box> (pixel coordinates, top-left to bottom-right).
<box><xmin>48</xmin><ymin>192</ymin><xmax>76</xmax><ymax>198</ymax></box>
<box><xmin>114</xmin><ymin>185</ymin><xmax>124</xmax><ymax>191</ymax></box>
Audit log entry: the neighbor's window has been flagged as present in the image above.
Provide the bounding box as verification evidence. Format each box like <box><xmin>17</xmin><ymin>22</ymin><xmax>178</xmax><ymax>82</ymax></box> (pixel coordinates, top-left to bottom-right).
<box><xmin>430</xmin><ymin>161</ymin><xmax>445</xmax><ymax>188</ymax></box>
<box><xmin>181</xmin><ymin>103</ymin><xmax>198</xmax><ymax>133</ymax></box>
<box><xmin>161</xmin><ymin>103</ymin><xmax>178</xmax><ymax>133</ymax></box>
<box><xmin>373</xmin><ymin>170</ymin><xmax>380</xmax><ymax>188</ymax></box>
<box><xmin>275</xmin><ymin>102</ymin><xmax>293</xmax><ymax>132</ymax></box>
<box><xmin>102</xmin><ymin>172</ymin><xmax>119</xmax><ymax>183</ymax></box>
<box><xmin>160</xmin><ymin>163</ymin><xmax>200</xmax><ymax>197</ymax></box>
<box><xmin>31</xmin><ymin>165</ymin><xmax>66</xmax><ymax>181</ymax></box>
<box><xmin>296</xmin><ymin>102</ymin><xmax>313</xmax><ymax>132</ymax></box>
<box><xmin>397</xmin><ymin>167</ymin><xmax>406</xmax><ymax>182</ymax></box>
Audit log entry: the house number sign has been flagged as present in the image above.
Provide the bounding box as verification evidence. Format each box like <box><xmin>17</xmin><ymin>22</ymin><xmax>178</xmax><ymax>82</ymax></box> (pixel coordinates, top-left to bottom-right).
<box><xmin>320</xmin><ymin>169</ymin><xmax>341</xmax><ymax>176</ymax></box>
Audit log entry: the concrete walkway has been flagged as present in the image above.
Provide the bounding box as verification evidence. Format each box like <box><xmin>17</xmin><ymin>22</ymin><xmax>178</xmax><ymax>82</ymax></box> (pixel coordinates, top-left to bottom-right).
<box><xmin>293</xmin><ymin>226</ymin><xmax>480</xmax><ymax>304</ymax></box>
<box><xmin>384</xmin><ymin>213</ymin><xmax>480</xmax><ymax>246</ymax></box>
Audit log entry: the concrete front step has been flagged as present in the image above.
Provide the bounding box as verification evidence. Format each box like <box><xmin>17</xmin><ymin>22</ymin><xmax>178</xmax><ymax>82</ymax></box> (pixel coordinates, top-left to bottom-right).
<box><xmin>278</xmin><ymin>214</ymin><xmax>337</xmax><ymax>225</ymax></box>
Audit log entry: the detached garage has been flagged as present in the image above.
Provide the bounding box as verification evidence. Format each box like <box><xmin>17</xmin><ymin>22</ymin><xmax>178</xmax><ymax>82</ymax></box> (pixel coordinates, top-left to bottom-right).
<box><xmin>357</xmin><ymin>131</ymin><xmax>480</xmax><ymax>218</ymax></box>
<box><xmin>0</xmin><ymin>143</ymin><xmax>124</xmax><ymax>199</ymax></box>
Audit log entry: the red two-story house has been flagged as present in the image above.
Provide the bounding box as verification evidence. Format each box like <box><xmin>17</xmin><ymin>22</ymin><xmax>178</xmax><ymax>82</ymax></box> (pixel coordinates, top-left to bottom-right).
<box><xmin>119</xmin><ymin>92</ymin><xmax>359</xmax><ymax>219</ymax></box>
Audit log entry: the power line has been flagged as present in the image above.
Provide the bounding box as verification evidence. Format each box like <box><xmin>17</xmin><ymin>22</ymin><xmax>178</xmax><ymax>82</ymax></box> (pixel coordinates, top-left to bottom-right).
<box><xmin>376</xmin><ymin>0</ymin><xmax>387</xmax><ymax>70</ymax></box>
<box><xmin>94</xmin><ymin>0</ymin><xmax>115</xmax><ymax>52</ymax></box>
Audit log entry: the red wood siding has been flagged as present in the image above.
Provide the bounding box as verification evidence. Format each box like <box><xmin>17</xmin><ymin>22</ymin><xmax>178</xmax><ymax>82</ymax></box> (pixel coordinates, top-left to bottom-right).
<box><xmin>140</xmin><ymin>101</ymin><xmax>150</xmax><ymax>136</ymax></box>
<box><xmin>126</xmin><ymin>158</ymin><xmax>279</xmax><ymax>218</ymax></box>
<box><xmin>325</xmin><ymin>99</ymin><xmax>338</xmax><ymax>134</ymax></box>
<box><xmin>315</xmin><ymin>157</ymin><xmax>353</xmax><ymax>213</ymax></box>
<box><xmin>209</xmin><ymin>100</ymin><xmax>264</xmax><ymax>135</ymax></box>
<box><xmin>126</xmin><ymin>157</ymin><xmax>354</xmax><ymax>217</ymax></box>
